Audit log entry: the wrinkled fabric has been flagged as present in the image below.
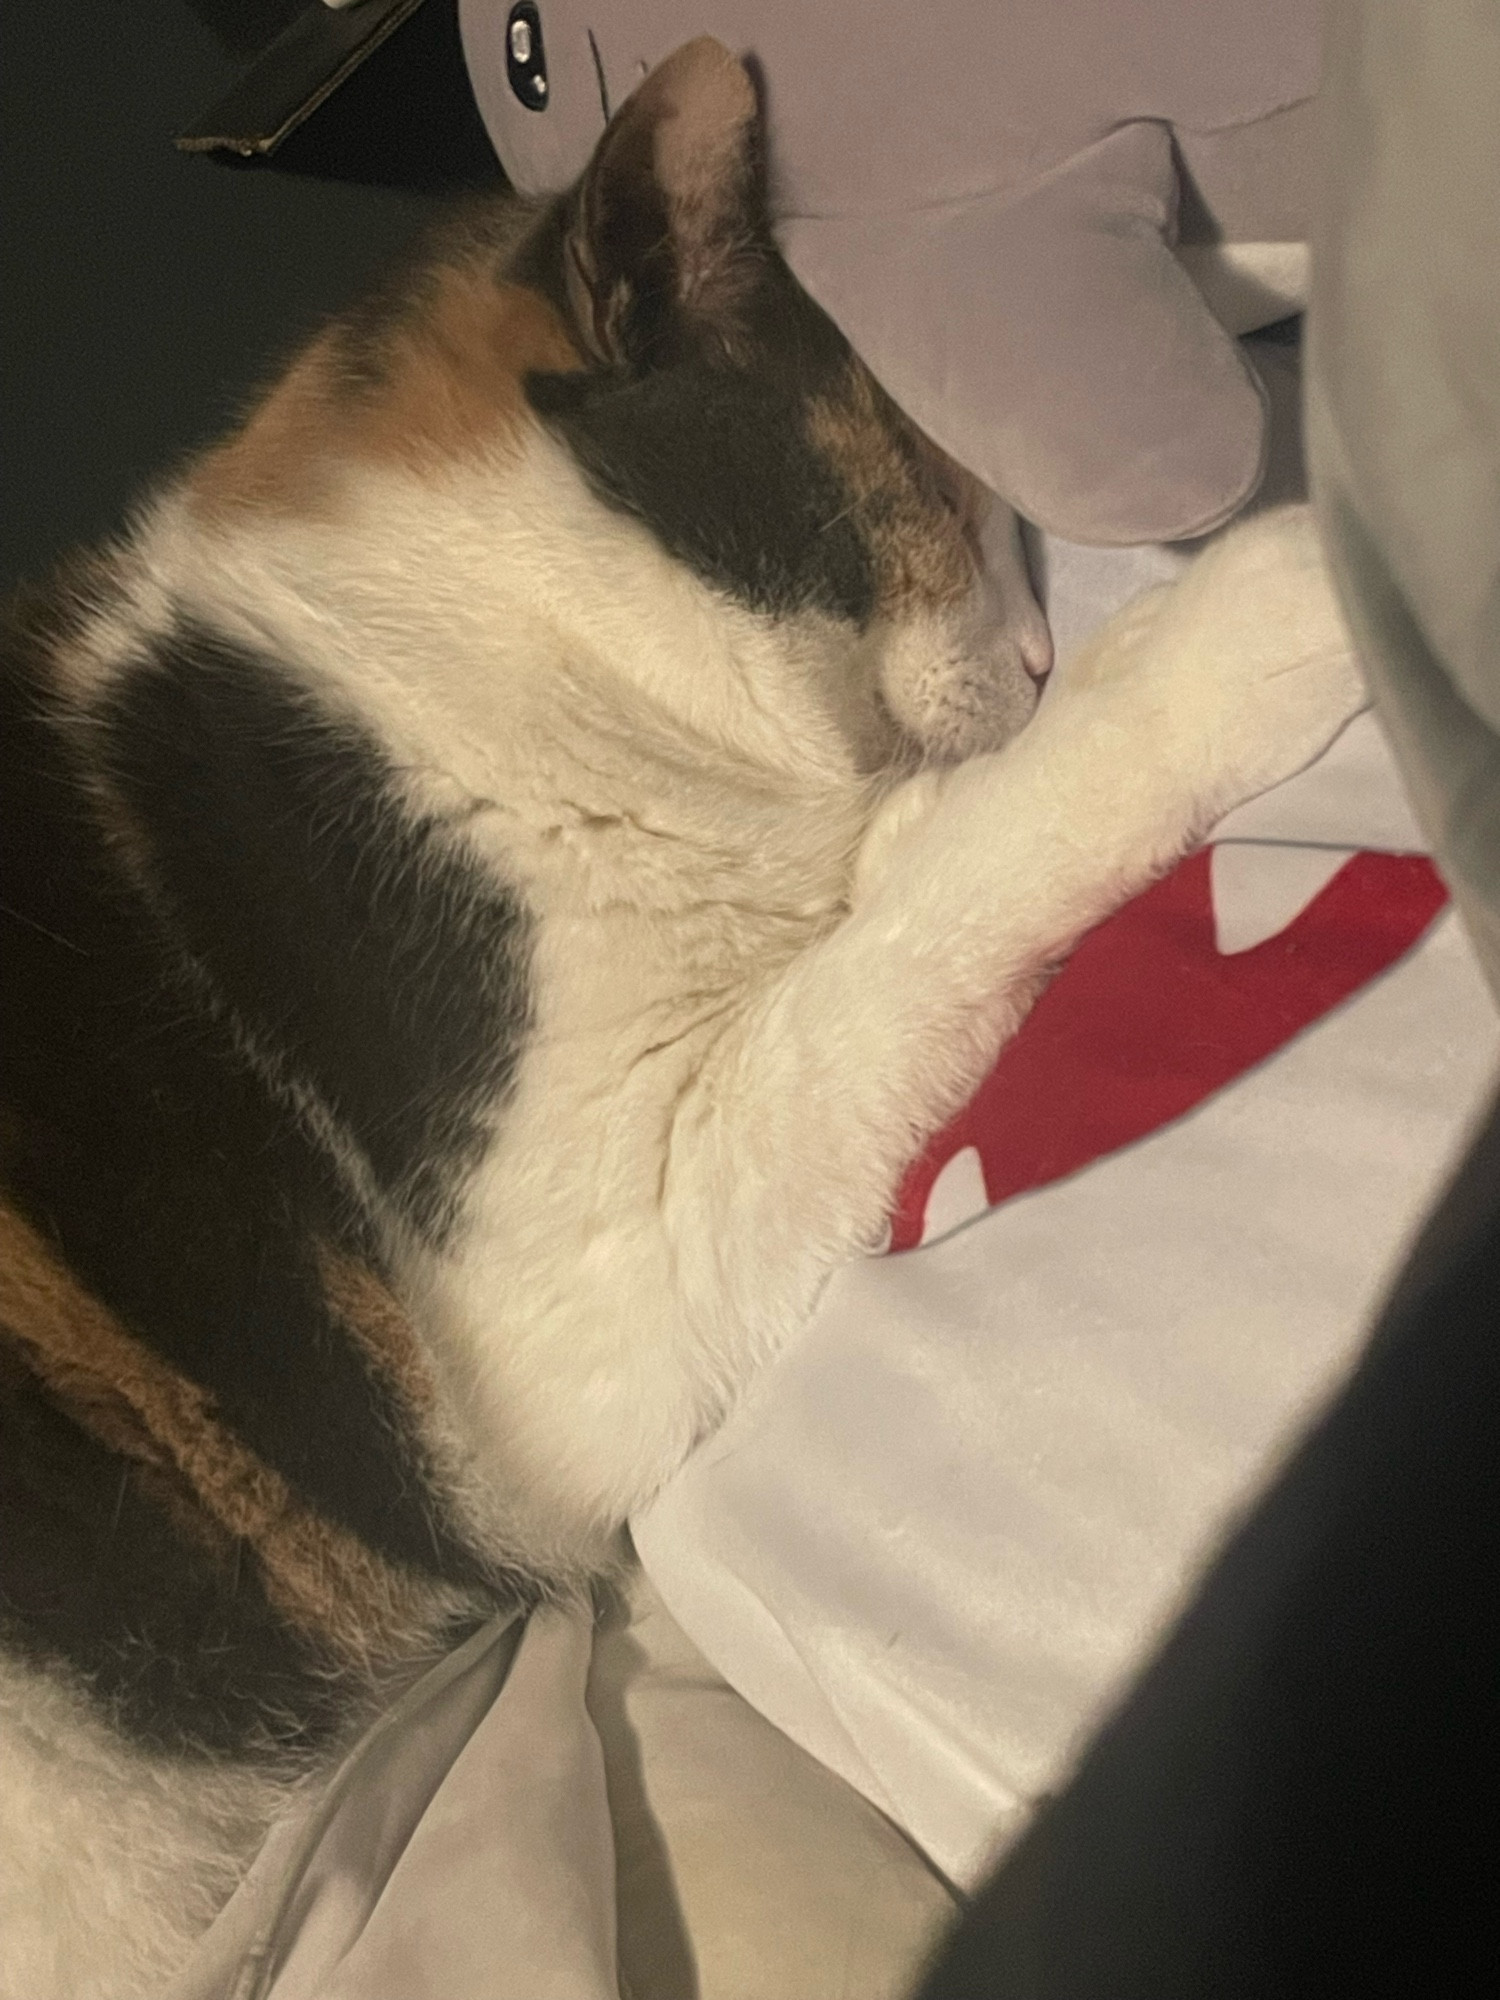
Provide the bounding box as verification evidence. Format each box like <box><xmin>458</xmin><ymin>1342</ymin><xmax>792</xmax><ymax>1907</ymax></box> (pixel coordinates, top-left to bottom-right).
<box><xmin>1308</xmin><ymin>0</ymin><xmax>1500</xmax><ymax>1003</ymax></box>
<box><xmin>168</xmin><ymin>1607</ymin><xmax>619</xmax><ymax>2000</ymax></box>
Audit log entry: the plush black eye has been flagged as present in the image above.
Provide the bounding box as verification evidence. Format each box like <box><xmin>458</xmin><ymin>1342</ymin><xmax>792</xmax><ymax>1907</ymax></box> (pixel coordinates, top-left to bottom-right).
<box><xmin>506</xmin><ymin>3</ymin><xmax>549</xmax><ymax>111</ymax></box>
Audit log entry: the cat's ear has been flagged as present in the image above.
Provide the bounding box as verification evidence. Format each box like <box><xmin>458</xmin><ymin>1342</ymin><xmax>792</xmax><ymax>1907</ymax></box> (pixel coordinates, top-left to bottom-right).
<box><xmin>563</xmin><ymin>37</ymin><xmax>766</xmax><ymax>368</ymax></box>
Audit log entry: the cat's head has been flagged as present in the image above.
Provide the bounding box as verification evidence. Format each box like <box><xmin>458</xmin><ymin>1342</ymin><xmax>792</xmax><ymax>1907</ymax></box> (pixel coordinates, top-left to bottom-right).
<box><xmin>516</xmin><ymin>38</ymin><xmax>1050</xmax><ymax>766</ymax></box>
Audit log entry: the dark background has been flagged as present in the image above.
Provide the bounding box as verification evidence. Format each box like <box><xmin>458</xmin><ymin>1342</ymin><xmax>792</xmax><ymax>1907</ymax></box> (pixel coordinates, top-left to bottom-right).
<box><xmin>0</xmin><ymin>0</ymin><xmax>502</xmax><ymax>593</ymax></box>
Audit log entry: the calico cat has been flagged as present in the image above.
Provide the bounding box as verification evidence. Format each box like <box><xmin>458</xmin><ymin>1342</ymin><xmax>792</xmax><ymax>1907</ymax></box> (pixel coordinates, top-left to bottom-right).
<box><xmin>0</xmin><ymin>36</ymin><xmax>1363</xmax><ymax>1998</ymax></box>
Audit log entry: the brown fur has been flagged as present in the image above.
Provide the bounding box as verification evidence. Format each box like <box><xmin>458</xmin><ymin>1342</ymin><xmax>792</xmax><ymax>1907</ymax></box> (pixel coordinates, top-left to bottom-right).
<box><xmin>808</xmin><ymin>368</ymin><xmax>976</xmax><ymax>617</ymax></box>
<box><xmin>318</xmin><ymin>1243</ymin><xmax>436</xmax><ymax>1423</ymax></box>
<box><xmin>0</xmin><ymin>1204</ymin><xmax>464</xmax><ymax>1666</ymax></box>
<box><xmin>189</xmin><ymin>274</ymin><xmax>582</xmax><ymax>522</ymax></box>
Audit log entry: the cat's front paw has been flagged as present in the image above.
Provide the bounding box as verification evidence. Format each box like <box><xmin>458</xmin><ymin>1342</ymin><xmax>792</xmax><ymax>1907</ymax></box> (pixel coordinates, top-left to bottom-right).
<box><xmin>1057</xmin><ymin>503</ymin><xmax>1368</xmax><ymax>822</ymax></box>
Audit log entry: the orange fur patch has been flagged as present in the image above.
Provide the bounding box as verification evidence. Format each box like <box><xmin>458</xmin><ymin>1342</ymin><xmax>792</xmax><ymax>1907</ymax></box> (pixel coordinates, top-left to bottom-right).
<box><xmin>807</xmin><ymin>367</ymin><xmax>975</xmax><ymax>617</ymax></box>
<box><xmin>318</xmin><ymin>1243</ymin><xmax>434</xmax><ymax>1422</ymax></box>
<box><xmin>190</xmin><ymin>275</ymin><xmax>582</xmax><ymax>522</ymax></box>
<box><xmin>0</xmin><ymin>1202</ymin><xmax>471</xmax><ymax>1668</ymax></box>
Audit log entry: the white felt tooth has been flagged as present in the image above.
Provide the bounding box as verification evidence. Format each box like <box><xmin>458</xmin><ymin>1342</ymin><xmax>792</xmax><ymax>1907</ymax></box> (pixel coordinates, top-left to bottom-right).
<box><xmin>921</xmin><ymin>1145</ymin><xmax>990</xmax><ymax>1246</ymax></box>
<box><xmin>1211</xmin><ymin>843</ymin><xmax>1356</xmax><ymax>955</ymax></box>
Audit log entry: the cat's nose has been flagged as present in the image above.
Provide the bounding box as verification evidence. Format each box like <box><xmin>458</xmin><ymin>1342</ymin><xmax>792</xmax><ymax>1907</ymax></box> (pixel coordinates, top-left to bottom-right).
<box><xmin>973</xmin><ymin>567</ymin><xmax>1052</xmax><ymax>688</ymax></box>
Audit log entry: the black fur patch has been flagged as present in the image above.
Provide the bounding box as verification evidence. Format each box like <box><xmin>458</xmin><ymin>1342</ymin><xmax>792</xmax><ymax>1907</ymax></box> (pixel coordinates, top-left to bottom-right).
<box><xmin>97</xmin><ymin>622</ymin><xmax>533</xmax><ymax>1246</ymax></box>
<box><xmin>528</xmin><ymin>358</ymin><xmax>876</xmax><ymax>623</ymax></box>
<box><xmin>1</xmin><ymin>594</ymin><xmax>527</xmax><ymax>1751</ymax></box>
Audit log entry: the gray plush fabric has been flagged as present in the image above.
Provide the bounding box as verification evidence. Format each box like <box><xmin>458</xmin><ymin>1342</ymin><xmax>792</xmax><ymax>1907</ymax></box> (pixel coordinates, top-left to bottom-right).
<box><xmin>462</xmin><ymin>0</ymin><xmax>1325</xmax><ymax>543</ymax></box>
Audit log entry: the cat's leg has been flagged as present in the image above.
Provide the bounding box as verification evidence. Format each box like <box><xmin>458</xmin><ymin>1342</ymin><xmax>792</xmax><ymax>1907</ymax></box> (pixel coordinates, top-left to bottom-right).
<box><xmin>667</xmin><ymin>505</ymin><xmax>1367</xmax><ymax>1357</ymax></box>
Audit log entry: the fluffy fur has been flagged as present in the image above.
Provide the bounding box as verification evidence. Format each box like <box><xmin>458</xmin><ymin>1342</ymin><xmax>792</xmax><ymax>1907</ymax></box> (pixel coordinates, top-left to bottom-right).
<box><xmin>0</xmin><ymin>38</ymin><xmax>1364</xmax><ymax>1997</ymax></box>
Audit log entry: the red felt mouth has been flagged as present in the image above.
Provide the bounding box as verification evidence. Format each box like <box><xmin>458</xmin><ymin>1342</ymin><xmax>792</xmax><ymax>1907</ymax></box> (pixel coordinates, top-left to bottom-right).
<box><xmin>888</xmin><ymin>848</ymin><xmax>1449</xmax><ymax>1253</ymax></box>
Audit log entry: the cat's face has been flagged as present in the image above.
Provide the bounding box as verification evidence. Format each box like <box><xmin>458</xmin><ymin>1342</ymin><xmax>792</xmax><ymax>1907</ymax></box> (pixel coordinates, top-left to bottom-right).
<box><xmin>514</xmin><ymin>38</ymin><xmax>1048</xmax><ymax>764</ymax></box>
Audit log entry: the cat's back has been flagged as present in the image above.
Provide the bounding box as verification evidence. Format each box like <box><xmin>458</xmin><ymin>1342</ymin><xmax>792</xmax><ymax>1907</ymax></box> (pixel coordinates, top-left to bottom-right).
<box><xmin>0</xmin><ymin>569</ymin><xmax>514</xmax><ymax>1974</ymax></box>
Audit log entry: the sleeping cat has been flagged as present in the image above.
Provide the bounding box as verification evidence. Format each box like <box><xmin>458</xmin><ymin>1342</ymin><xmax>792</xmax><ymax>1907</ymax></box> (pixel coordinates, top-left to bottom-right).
<box><xmin>0</xmin><ymin>37</ymin><xmax>1363</xmax><ymax>1999</ymax></box>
